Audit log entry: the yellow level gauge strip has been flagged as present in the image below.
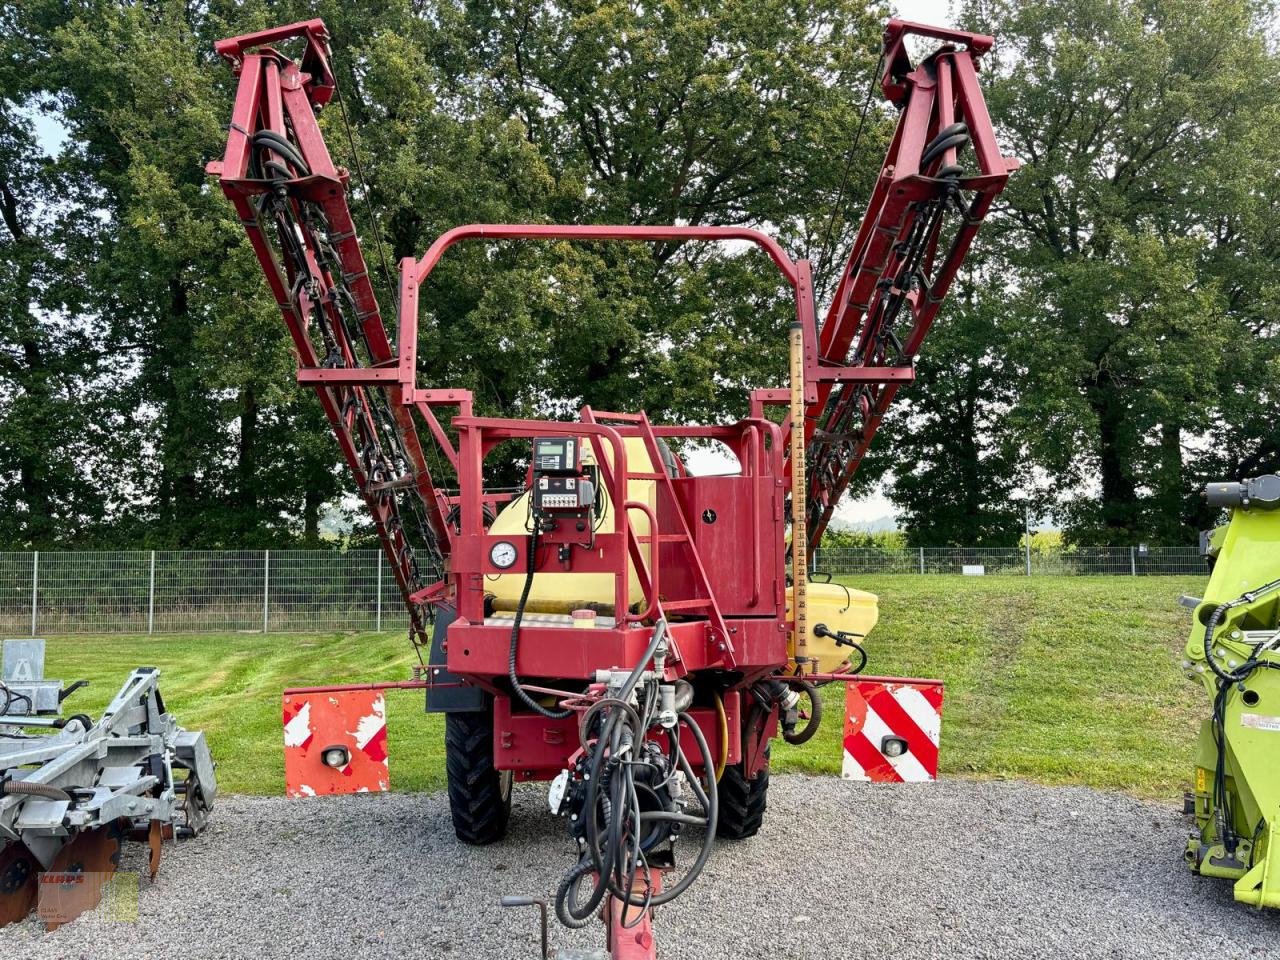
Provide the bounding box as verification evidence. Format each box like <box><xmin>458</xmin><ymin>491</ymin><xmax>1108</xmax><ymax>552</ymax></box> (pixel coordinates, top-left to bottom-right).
<box><xmin>788</xmin><ymin>321</ymin><xmax>808</xmax><ymax>666</ymax></box>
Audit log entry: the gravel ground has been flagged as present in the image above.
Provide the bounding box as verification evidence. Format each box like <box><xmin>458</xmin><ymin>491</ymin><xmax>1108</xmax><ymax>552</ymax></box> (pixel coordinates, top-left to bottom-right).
<box><xmin>6</xmin><ymin>776</ymin><xmax>1278</xmax><ymax>959</ymax></box>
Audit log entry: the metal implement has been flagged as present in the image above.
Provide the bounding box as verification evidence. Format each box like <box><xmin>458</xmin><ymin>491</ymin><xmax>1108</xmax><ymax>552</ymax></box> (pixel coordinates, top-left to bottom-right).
<box><xmin>209</xmin><ymin>15</ymin><xmax>1013</xmax><ymax>959</ymax></box>
<box><xmin>0</xmin><ymin>648</ymin><xmax>216</xmax><ymax>927</ymax></box>
<box><xmin>1182</xmin><ymin>474</ymin><xmax>1280</xmax><ymax>907</ymax></box>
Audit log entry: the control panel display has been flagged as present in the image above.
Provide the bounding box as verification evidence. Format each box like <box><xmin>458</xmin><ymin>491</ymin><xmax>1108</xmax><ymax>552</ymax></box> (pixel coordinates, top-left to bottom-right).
<box><xmin>534</xmin><ymin>437</ymin><xmax>577</xmax><ymax>474</ymax></box>
<box><xmin>530</xmin><ymin>437</ymin><xmax>595</xmax><ymax>521</ymax></box>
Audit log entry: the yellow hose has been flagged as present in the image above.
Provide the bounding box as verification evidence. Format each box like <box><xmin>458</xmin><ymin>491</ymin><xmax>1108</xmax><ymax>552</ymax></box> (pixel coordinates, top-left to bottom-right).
<box><xmin>713</xmin><ymin>690</ymin><xmax>728</xmax><ymax>781</ymax></box>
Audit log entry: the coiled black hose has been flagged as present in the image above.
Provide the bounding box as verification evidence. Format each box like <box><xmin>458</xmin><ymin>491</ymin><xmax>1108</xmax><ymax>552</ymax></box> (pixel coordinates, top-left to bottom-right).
<box><xmin>782</xmin><ymin>679</ymin><xmax>823</xmax><ymax>746</ymax></box>
<box><xmin>251</xmin><ymin>129</ymin><xmax>311</xmax><ymax>177</ymax></box>
<box><xmin>553</xmin><ymin>620</ymin><xmax>713</xmax><ymax>926</ymax></box>
<box><xmin>920</xmin><ymin>121</ymin><xmax>969</xmax><ymax>169</ymax></box>
<box><xmin>555</xmin><ymin>703</ymin><xmax>719</xmax><ymax>926</ymax></box>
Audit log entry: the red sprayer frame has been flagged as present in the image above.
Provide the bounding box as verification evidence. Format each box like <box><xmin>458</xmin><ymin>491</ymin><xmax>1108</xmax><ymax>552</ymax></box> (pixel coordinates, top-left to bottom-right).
<box><xmin>209</xmin><ymin>9</ymin><xmax>1013</xmax><ymax>779</ymax></box>
<box><xmin>211</xmin><ymin>16</ymin><xmax>1014</xmax><ymax>958</ymax></box>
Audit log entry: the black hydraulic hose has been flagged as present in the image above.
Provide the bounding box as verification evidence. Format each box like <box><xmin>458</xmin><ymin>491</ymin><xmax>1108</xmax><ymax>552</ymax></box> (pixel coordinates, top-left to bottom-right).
<box><xmin>782</xmin><ymin>679</ymin><xmax>823</xmax><ymax>746</ymax></box>
<box><xmin>509</xmin><ymin>527</ymin><xmax>572</xmax><ymax>720</ymax></box>
<box><xmin>558</xmin><ymin>738</ymin><xmax>626</xmax><ymax>927</ymax></box>
<box><xmin>554</xmin><ymin>857</ymin><xmax>600</xmax><ymax>928</ymax></box>
<box><xmin>638</xmin><ymin>810</ymin><xmax>708</xmax><ymax>827</ymax></box>
<box><xmin>251</xmin><ymin>130</ymin><xmax>311</xmax><ymax>177</ymax></box>
<box><xmin>583</xmin><ymin>621</ymin><xmax>667</xmax><ymax>870</ymax></box>
<box><xmin>1203</xmin><ymin>601</ymin><xmax>1238</xmax><ymax>684</ymax></box>
<box><xmin>577</xmin><ymin>617</ymin><xmax>668</xmax><ymax>866</ymax></box>
<box><xmin>578</xmin><ymin>697</ymin><xmax>642</xmax><ymax>748</ymax></box>
<box><xmin>619</xmin><ymin>619</ymin><xmax>668</xmax><ymax>703</ymax></box>
<box><xmin>582</xmin><ymin>711</ymin><xmax>620</xmax><ymax>870</ymax></box>
<box><xmin>1</xmin><ymin>780</ymin><xmax>72</xmax><ymax>802</ymax></box>
<box><xmin>843</xmin><ymin>641</ymin><xmax>869</xmax><ymax>675</ymax></box>
<box><xmin>264</xmin><ymin>159</ymin><xmax>294</xmax><ymax>181</ymax></box>
<box><xmin>556</xmin><ymin>619</ymin><xmax>678</xmax><ymax>925</ymax></box>
<box><xmin>625</xmin><ymin>712</ymin><xmax>718</xmax><ymax>908</ymax></box>
<box><xmin>1201</xmin><ymin>579</ymin><xmax>1280</xmax><ymax>683</ymax></box>
<box><xmin>920</xmin><ymin>127</ymin><xmax>970</xmax><ymax>169</ymax></box>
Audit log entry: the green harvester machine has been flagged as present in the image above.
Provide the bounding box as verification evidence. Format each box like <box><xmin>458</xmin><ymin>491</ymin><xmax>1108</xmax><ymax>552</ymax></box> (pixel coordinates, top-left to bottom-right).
<box><xmin>1184</xmin><ymin>474</ymin><xmax>1280</xmax><ymax>906</ymax></box>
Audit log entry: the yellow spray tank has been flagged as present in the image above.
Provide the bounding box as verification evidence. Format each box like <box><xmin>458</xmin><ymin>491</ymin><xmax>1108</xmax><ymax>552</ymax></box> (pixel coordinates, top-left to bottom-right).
<box><xmin>484</xmin><ymin>436</ymin><xmax>657</xmax><ymax>617</ymax></box>
<box><xmin>787</xmin><ymin>581</ymin><xmax>879</xmax><ymax>673</ymax></box>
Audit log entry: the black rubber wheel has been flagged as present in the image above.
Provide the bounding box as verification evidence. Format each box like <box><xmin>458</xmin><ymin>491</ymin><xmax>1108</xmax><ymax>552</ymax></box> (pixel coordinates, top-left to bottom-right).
<box><xmin>444</xmin><ymin>707</ymin><xmax>513</xmax><ymax>845</ymax></box>
<box><xmin>716</xmin><ymin>747</ymin><xmax>770</xmax><ymax>840</ymax></box>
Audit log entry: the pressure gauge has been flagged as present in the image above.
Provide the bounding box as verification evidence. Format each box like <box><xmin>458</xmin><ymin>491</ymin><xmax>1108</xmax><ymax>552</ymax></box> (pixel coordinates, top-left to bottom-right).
<box><xmin>489</xmin><ymin>540</ymin><xmax>519</xmax><ymax>570</ymax></box>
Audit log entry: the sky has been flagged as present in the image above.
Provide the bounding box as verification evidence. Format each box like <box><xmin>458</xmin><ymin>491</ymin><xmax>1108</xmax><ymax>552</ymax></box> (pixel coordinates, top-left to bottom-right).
<box><xmin>894</xmin><ymin>0</ymin><xmax>957</xmax><ymax>27</ymax></box>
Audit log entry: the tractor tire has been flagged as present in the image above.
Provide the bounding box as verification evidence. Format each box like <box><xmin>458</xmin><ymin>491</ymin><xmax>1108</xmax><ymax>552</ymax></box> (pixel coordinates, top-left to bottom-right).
<box><xmin>444</xmin><ymin>708</ymin><xmax>513</xmax><ymax>846</ymax></box>
<box><xmin>716</xmin><ymin>748</ymin><xmax>770</xmax><ymax>840</ymax></box>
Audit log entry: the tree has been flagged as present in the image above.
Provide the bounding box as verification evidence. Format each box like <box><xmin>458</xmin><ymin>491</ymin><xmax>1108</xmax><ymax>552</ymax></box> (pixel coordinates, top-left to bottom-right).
<box><xmin>0</xmin><ymin>5</ymin><xmax>117</xmax><ymax>547</ymax></box>
<box><xmin>881</xmin><ymin>272</ymin><xmax>1029</xmax><ymax>547</ymax></box>
<box><xmin>346</xmin><ymin>0</ymin><xmax>891</xmax><ymax>435</ymax></box>
<box><xmin>956</xmin><ymin>0</ymin><xmax>1280</xmax><ymax>544</ymax></box>
<box><xmin>0</xmin><ymin>0</ymin><xmax>894</xmax><ymax>548</ymax></box>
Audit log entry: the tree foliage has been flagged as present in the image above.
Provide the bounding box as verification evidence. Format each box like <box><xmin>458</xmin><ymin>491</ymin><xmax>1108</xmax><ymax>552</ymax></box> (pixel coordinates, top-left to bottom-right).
<box><xmin>878</xmin><ymin>0</ymin><xmax>1280</xmax><ymax>545</ymax></box>
<box><xmin>1</xmin><ymin>0</ymin><xmax>1277</xmax><ymax>550</ymax></box>
<box><xmin>0</xmin><ymin>0</ymin><xmax>887</xmax><ymax>548</ymax></box>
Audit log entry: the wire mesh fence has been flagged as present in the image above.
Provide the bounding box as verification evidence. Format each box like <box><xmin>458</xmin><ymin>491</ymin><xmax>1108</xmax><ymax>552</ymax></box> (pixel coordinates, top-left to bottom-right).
<box><xmin>0</xmin><ymin>550</ymin><xmax>408</xmax><ymax>636</ymax></box>
<box><xmin>0</xmin><ymin>545</ymin><xmax>1205</xmax><ymax>636</ymax></box>
<box><xmin>812</xmin><ymin>546</ymin><xmax>1205</xmax><ymax>577</ymax></box>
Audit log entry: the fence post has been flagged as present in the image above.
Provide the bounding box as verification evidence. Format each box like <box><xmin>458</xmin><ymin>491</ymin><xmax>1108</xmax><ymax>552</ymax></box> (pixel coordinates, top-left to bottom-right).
<box><xmin>376</xmin><ymin>551</ymin><xmax>383</xmax><ymax>633</ymax></box>
<box><xmin>1130</xmin><ymin>546</ymin><xmax>1137</xmax><ymax>577</ymax></box>
<box><xmin>919</xmin><ymin>547</ymin><xmax>925</xmax><ymax>575</ymax></box>
<box><xmin>1025</xmin><ymin>536</ymin><xmax>1032</xmax><ymax>576</ymax></box>
<box><xmin>30</xmin><ymin>551</ymin><xmax>38</xmax><ymax>636</ymax></box>
<box><xmin>148</xmin><ymin>550</ymin><xmax>156</xmax><ymax>635</ymax></box>
<box><xmin>263</xmin><ymin>549</ymin><xmax>271</xmax><ymax>633</ymax></box>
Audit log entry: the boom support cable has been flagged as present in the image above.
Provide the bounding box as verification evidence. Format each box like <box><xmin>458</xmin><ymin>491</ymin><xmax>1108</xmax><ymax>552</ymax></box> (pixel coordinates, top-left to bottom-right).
<box><xmin>815</xmin><ymin>51</ymin><xmax>886</xmax><ymax>296</ymax></box>
<box><xmin>330</xmin><ymin>41</ymin><xmax>401</xmax><ymax>320</ymax></box>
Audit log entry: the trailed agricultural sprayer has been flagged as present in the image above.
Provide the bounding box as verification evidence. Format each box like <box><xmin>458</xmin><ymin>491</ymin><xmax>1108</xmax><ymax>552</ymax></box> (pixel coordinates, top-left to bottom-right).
<box><xmin>208</xmin><ymin>17</ymin><xmax>1015</xmax><ymax>958</ymax></box>
<box><xmin>1184</xmin><ymin>475</ymin><xmax>1280</xmax><ymax>908</ymax></box>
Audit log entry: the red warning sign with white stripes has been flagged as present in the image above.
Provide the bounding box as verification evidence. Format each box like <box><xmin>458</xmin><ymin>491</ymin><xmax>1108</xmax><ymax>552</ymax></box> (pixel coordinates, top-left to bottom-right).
<box><xmin>842</xmin><ymin>678</ymin><xmax>944</xmax><ymax>783</ymax></box>
<box><xmin>283</xmin><ymin>688</ymin><xmax>389</xmax><ymax>797</ymax></box>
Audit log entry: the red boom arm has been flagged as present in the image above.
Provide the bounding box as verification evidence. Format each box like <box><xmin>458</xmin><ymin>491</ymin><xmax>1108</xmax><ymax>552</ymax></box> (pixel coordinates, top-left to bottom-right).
<box><xmin>800</xmin><ymin>19</ymin><xmax>1018</xmax><ymax>545</ymax></box>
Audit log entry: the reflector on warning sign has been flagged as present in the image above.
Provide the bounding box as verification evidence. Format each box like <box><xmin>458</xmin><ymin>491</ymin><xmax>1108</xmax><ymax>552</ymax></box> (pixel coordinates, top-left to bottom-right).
<box><xmin>283</xmin><ymin>689</ymin><xmax>389</xmax><ymax>797</ymax></box>
<box><xmin>842</xmin><ymin>678</ymin><xmax>944</xmax><ymax>783</ymax></box>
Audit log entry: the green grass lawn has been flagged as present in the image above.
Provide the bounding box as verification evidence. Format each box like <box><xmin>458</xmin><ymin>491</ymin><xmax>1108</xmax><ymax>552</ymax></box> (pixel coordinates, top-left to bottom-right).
<box><xmin>35</xmin><ymin>575</ymin><xmax>1206</xmax><ymax>799</ymax></box>
<box><xmin>784</xmin><ymin>575</ymin><xmax>1205</xmax><ymax>798</ymax></box>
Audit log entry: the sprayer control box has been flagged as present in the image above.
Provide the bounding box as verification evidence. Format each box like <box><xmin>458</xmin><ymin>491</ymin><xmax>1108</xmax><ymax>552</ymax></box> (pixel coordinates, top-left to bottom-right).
<box><xmin>531</xmin><ymin>437</ymin><xmax>596</xmax><ymax>519</ymax></box>
<box><xmin>535</xmin><ymin>474</ymin><xmax>595</xmax><ymax>511</ymax></box>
